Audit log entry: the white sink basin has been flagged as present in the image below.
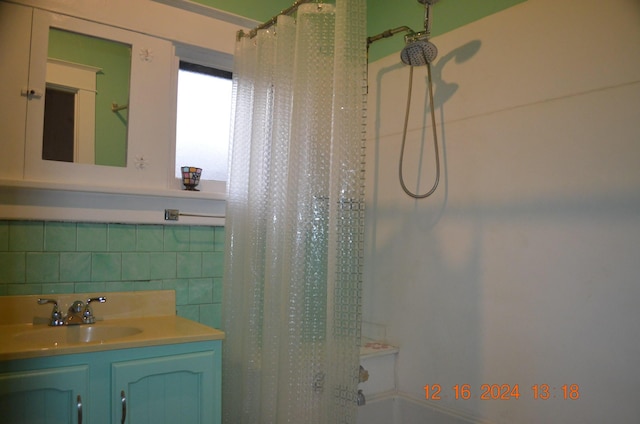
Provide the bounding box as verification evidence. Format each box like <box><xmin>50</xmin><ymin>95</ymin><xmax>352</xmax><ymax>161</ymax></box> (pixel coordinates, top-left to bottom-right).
<box><xmin>14</xmin><ymin>325</ymin><xmax>142</xmax><ymax>345</ymax></box>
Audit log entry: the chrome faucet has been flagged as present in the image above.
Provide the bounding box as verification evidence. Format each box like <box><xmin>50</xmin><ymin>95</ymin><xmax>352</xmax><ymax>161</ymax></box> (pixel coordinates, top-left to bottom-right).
<box><xmin>357</xmin><ymin>389</ymin><xmax>366</xmax><ymax>406</ymax></box>
<box><xmin>38</xmin><ymin>296</ymin><xmax>106</xmax><ymax>326</ymax></box>
<box><xmin>65</xmin><ymin>300</ymin><xmax>87</xmax><ymax>325</ymax></box>
<box><xmin>357</xmin><ymin>365</ymin><xmax>369</xmax><ymax>406</ymax></box>
<box><xmin>82</xmin><ymin>297</ymin><xmax>107</xmax><ymax>324</ymax></box>
<box><xmin>37</xmin><ymin>298</ymin><xmax>64</xmax><ymax>326</ymax></box>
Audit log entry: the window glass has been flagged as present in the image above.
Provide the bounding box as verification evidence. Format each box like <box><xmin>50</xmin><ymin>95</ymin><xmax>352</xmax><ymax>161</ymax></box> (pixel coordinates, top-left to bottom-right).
<box><xmin>175</xmin><ymin>62</ymin><xmax>232</xmax><ymax>181</ymax></box>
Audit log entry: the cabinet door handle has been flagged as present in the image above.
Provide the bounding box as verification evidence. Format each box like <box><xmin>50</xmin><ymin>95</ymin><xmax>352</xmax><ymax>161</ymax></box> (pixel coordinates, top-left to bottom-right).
<box><xmin>77</xmin><ymin>394</ymin><xmax>83</xmax><ymax>424</ymax></box>
<box><xmin>20</xmin><ymin>88</ymin><xmax>43</xmax><ymax>98</ymax></box>
<box><xmin>120</xmin><ymin>390</ymin><xmax>127</xmax><ymax>424</ymax></box>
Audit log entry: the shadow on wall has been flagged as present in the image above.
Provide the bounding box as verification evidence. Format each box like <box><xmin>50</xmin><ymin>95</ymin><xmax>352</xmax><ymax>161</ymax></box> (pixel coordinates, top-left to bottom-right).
<box><xmin>429</xmin><ymin>40</ymin><xmax>481</xmax><ymax>109</ymax></box>
<box><xmin>372</xmin><ymin>39</ymin><xmax>481</xmax><ymax>121</ymax></box>
<box><xmin>364</xmin><ymin>40</ymin><xmax>485</xmax><ymax>415</ymax></box>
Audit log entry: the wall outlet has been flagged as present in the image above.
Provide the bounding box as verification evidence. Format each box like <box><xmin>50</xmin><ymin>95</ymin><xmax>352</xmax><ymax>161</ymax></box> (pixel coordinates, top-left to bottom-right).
<box><xmin>164</xmin><ymin>209</ymin><xmax>179</xmax><ymax>221</ymax></box>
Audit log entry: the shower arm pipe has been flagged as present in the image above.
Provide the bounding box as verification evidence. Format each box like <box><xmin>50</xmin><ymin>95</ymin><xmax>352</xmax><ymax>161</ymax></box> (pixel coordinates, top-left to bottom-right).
<box><xmin>367</xmin><ymin>26</ymin><xmax>413</xmax><ymax>47</ymax></box>
<box><xmin>424</xmin><ymin>3</ymin><xmax>433</xmax><ymax>37</ymax></box>
<box><xmin>367</xmin><ymin>3</ymin><xmax>433</xmax><ymax>46</ymax></box>
<box><xmin>241</xmin><ymin>0</ymin><xmax>315</xmax><ymax>39</ymax></box>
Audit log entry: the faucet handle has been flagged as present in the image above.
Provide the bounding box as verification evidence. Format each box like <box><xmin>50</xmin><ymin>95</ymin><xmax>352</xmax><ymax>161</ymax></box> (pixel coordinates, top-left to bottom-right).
<box><xmin>37</xmin><ymin>298</ymin><xmax>64</xmax><ymax>326</ymax></box>
<box><xmin>83</xmin><ymin>296</ymin><xmax>106</xmax><ymax>324</ymax></box>
<box><xmin>87</xmin><ymin>296</ymin><xmax>107</xmax><ymax>305</ymax></box>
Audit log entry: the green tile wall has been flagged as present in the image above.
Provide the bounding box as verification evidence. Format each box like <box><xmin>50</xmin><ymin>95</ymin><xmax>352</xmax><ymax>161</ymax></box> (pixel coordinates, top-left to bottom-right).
<box><xmin>0</xmin><ymin>221</ymin><xmax>225</xmax><ymax>329</ymax></box>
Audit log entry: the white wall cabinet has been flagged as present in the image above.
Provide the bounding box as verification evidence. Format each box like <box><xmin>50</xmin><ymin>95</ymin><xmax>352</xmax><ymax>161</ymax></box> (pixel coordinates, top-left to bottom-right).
<box><xmin>1</xmin><ymin>2</ymin><xmax>175</xmax><ymax>190</ymax></box>
<box><xmin>0</xmin><ymin>2</ymin><xmax>31</xmax><ymax>181</ymax></box>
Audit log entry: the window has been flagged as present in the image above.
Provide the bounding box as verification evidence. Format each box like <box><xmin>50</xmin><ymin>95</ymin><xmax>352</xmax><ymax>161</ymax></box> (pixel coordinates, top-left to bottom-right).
<box><xmin>175</xmin><ymin>61</ymin><xmax>232</xmax><ymax>183</ymax></box>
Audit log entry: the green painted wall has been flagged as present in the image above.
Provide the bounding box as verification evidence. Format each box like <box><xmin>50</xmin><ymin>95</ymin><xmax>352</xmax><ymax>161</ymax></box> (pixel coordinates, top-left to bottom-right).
<box><xmin>193</xmin><ymin>0</ymin><xmax>526</xmax><ymax>62</ymax></box>
<box><xmin>48</xmin><ymin>29</ymin><xmax>131</xmax><ymax>167</ymax></box>
<box><xmin>0</xmin><ymin>221</ymin><xmax>225</xmax><ymax>328</ymax></box>
<box><xmin>367</xmin><ymin>0</ymin><xmax>527</xmax><ymax>62</ymax></box>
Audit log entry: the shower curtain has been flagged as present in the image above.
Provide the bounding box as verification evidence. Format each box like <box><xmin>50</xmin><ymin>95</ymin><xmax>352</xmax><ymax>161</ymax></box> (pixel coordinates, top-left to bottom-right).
<box><xmin>221</xmin><ymin>1</ymin><xmax>367</xmax><ymax>423</ymax></box>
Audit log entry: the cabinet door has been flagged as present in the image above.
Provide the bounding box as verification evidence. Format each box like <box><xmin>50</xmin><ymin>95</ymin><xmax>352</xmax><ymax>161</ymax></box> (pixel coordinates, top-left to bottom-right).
<box><xmin>0</xmin><ymin>2</ymin><xmax>31</xmax><ymax>180</ymax></box>
<box><xmin>22</xmin><ymin>9</ymin><xmax>175</xmax><ymax>191</ymax></box>
<box><xmin>0</xmin><ymin>365</ymin><xmax>89</xmax><ymax>424</ymax></box>
<box><xmin>112</xmin><ymin>351</ymin><xmax>217</xmax><ymax>424</ymax></box>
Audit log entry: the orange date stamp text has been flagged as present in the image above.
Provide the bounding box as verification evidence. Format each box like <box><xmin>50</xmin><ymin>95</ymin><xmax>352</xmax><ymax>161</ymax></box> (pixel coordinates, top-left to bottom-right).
<box><xmin>424</xmin><ymin>384</ymin><xmax>580</xmax><ymax>400</ymax></box>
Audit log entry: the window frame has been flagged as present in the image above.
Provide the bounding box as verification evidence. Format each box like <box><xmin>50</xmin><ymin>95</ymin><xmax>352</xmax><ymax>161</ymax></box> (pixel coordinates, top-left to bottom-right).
<box><xmin>169</xmin><ymin>43</ymin><xmax>233</xmax><ymax>196</ymax></box>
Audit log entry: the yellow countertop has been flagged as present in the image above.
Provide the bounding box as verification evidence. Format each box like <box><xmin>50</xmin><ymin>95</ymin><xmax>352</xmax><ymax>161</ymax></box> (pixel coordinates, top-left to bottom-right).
<box><xmin>0</xmin><ymin>291</ymin><xmax>225</xmax><ymax>361</ymax></box>
<box><xmin>0</xmin><ymin>316</ymin><xmax>224</xmax><ymax>361</ymax></box>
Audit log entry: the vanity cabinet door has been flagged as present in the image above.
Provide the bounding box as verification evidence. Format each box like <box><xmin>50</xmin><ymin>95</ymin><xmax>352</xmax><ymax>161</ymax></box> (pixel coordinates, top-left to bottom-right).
<box><xmin>0</xmin><ymin>365</ymin><xmax>89</xmax><ymax>424</ymax></box>
<box><xmin>112</xmin><ymin>350</ymin><xmax>219</xmax><ymax>424</ymax></box>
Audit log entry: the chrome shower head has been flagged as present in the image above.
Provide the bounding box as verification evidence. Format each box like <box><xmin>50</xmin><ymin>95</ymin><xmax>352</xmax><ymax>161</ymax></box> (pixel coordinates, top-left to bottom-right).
<box><xmin>400</xmin><ymin>32</ymin><xmax>438</xmax><ymax>66</ymax></box>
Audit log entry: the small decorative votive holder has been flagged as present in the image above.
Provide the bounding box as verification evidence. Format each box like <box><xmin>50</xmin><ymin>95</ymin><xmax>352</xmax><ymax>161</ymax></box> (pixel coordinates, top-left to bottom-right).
<box><xmin>181</xmin><ymin>166</ymin><xmax>202</xmax><ymax>191</ymax></box>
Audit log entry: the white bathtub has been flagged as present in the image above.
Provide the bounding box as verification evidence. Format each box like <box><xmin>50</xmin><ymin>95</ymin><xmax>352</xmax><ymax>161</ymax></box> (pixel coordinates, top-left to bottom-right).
<box><xmin>357</xmin><ymin>335</ymin><xmax>484</xmax><ymax>424</ymax></box>
<box><xmin>356</xmin><ymin>392</ymin><xmax>483</xmax><ymax>424</ymax></box>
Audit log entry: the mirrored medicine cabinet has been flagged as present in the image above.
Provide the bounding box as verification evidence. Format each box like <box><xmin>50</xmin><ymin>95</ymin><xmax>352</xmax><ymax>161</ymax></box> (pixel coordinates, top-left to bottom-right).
<box><xmin>0</xmin><ymin>1</ymin><xmax>232</xmax><ymax>225</ymax></box>
<box><xmin>43</xmin><ymin>28</ymin><xmax>131</xmax><ymax>167</ymax></box>
<box><xmin>12</xmin><ymin>7</ymin><xmax>176</xmax><ymax>192</ymax></box>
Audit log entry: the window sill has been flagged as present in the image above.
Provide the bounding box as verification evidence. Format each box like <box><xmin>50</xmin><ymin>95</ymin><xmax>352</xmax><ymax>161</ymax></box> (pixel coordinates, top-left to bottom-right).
<box><xmin>0</xmin><ymin>179</ymin><xmax>226</xmax><ymax>226</ymax></box>
<box><xmin>0</xmin><ymin>179</ymin><xmax>226</xmax><ymax>200</ymax></box>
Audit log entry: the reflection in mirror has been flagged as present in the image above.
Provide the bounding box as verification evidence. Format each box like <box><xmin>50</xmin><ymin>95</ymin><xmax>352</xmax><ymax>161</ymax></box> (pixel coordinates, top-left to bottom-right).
<box><xmin>43</xmin><ymin>86</ymin><xmax>75</xmax><ymax>162</ymax></box>
<box><xmin>43</xmin><ymin>28</ymin><xmax>131</xmax><ymax>167</ymax></box>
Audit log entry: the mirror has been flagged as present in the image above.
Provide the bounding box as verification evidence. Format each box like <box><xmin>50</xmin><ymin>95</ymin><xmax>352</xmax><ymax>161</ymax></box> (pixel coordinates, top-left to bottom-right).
<box><xmin>23</xmin><ymin>8</ymin><xmax>175</xmax><ymax>191</ymax></box>
<box><xmin>43</xmin><ymin>28</ymin><xmax>131</xmax><ymax>167</ymax></box>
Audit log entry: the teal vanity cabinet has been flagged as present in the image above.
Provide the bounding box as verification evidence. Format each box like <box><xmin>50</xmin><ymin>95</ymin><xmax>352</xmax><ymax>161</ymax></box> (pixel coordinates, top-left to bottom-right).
<box><xmin>0</xmin><ymin>365</ymin><xmax>88</xmax><ymax>423</ymax></box>
<box><xmin>0</xmin><ymin>340</ymin><xmax>221</xmax><ymax>424</ymax></box>
<box><xmin>112</xmin><ymin>349</ymin><xmax>218</xmax><ymax>423</ymax></box>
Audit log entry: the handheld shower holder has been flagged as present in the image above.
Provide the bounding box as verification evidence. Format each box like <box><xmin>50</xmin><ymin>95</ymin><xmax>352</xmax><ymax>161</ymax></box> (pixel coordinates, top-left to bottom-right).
<box><xmin>404</xmin><ymin>30</ymin><xmax>429</xmax><ymax>45</ymax></box>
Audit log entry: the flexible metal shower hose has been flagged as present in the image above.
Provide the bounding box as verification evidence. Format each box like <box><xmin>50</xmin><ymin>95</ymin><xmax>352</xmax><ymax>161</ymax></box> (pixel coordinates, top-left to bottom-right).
<box><xmin>399</xmin><ymin>62</ymin><xmax>440</xmax><ymax>199</ymax></box>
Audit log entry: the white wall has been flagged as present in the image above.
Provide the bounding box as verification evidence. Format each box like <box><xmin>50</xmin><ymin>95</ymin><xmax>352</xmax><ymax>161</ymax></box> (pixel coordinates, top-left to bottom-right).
<box><xmin>363</xmin><ymin>0</ymin><xmax>640</xmax><ymax>422</ymax></box>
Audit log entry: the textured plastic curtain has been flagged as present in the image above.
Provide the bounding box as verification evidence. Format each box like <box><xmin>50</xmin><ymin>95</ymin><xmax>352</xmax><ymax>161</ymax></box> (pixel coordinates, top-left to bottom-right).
<box><xmin>222</xmin><ymin>1</ymin><xmax>367</xmax><ymax>423</ymax></box>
